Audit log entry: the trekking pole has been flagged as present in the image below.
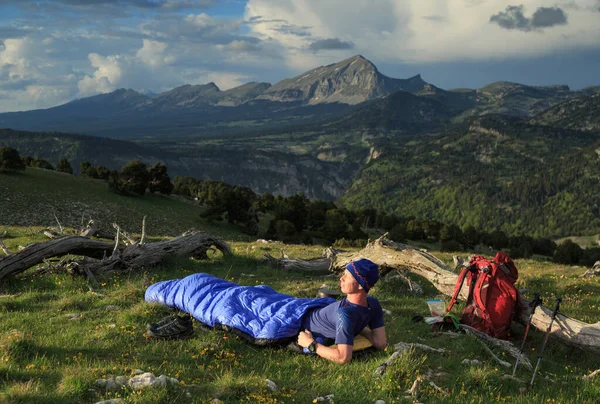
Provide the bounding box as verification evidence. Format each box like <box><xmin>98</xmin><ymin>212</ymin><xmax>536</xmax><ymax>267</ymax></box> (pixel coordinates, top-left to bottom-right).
<box><xmin>512</xmin><ymin>293</ymin><xmax>543</xmax><ymax>377</ymax></box>
<box><xmin>530</xmin><ymin>297</ymin><xmax>562</xmax><ymax>387</ymax></box>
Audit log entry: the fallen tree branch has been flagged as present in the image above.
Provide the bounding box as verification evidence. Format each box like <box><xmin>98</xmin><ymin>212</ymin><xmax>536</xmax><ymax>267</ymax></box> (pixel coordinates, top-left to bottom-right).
<box><xmin>582</xmin><ymin>369</ymin><xmax>600</xmax><ymax>382</ymax></box>
<box><xmin>43</xmin><ymin>230</ymin><xmax>60</xmax><ymax>240</ymax></box>
<box><xmin>0</xmin><ymin>231</ymin><xmax>231</xmax><ymax>280</ymax></box>
<box><xmin>460</xmin><ymin>325</ymin><xmax>513</xmax><ymax>369</ymax></box>
<box><xmin>112</xmin><ymin>223</ymin><xmax>137</xmax><ymax>246</ymax></box>
<box><xmin>263</xmin><ymin>253</ymin><xmax>331</xmax><ymax>273</ymax></box>
<box><xmin>0</xmin><ymin>240</ymin><xmax>10</xmax><ymax>256</ymax></box>
<box><xmin>373</xmin><ymin>342</ymin><xmax>447</xmax><ymax>377</ymax></box>
<box><xmin>404</xmin><ymin>376</ymin><xmax>423</xmax><ymax>399</ymax></box>
<box><xmin>53</xmin><ymin>213</ymin><xmax>64</xmax><ymax>235</ymax></box>
<box><xmin>581</xmin><ymin>261</ymin><xmax>600</xmax><ymax>278</ymax></box>
<box><xmin>140</xmin><ymin>216</ymin><xmax>147</xmax><ymax>246</ymax></box>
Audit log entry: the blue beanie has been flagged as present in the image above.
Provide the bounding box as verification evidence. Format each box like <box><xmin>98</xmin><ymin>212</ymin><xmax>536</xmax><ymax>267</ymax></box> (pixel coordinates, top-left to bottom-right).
<box><xmin>346</xmin><ymin>258</ymin><xmax>379</xmax><ymax>293</ymax></box>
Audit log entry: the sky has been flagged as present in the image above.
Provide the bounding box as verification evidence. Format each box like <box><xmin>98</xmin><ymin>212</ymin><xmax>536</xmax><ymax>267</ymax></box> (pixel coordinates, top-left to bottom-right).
<box><xmin>0</xmin><ymin>0</ymin><xmax>599</xmax><ymax>112</ymax></box>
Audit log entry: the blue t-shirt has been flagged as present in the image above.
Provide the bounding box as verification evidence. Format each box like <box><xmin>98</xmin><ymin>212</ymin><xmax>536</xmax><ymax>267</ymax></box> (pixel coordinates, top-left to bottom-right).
<box><xmin>300</xmin><ymin>296</ymin><xmax>384</xmax><ymax>345</ymax></box>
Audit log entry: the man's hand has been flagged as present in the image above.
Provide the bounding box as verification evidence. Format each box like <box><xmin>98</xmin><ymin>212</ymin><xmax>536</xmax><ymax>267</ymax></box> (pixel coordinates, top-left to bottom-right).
<box><xmin>297</xmin><ymin>329</ymin><xmax>315</xmax><ymax>348</ymax></box>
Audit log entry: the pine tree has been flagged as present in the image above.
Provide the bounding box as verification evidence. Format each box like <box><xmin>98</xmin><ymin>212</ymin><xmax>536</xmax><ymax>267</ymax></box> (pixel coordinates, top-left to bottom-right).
<box><xmin>0</xmin><ymin>147</ymin><xmax>25</xmax><ymax>172</ymax></box>
<box><xmin>148</xmin><ymin>163</ymin><xmax>173</xmax><ymax>195</ymax></box>
<box><xmin>56</xmin><ymin>157</ymin><xmax>73</xmax><ymax>174</ymax></box>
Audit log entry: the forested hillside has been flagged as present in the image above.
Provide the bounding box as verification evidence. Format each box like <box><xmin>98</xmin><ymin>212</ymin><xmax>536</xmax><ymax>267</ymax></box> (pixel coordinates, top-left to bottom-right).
<box><xmin>339</xmin><ymin>115</ymin><xmax>600</xmax><ymax>238</ymax></box>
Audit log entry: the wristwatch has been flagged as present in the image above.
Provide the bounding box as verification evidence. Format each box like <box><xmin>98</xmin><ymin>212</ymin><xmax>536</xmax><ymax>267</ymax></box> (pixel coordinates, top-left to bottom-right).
<box><xmin>308</xmin><ymin>340</ymin><xmax>318</xmax><ymax>354</ymax></box>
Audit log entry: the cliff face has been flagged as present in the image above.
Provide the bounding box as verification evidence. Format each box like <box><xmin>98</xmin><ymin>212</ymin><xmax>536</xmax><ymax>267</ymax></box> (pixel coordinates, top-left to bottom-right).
<box><xmin>258</xmin><ymin>55</ymin><xmax>427</xmax><ymax>105</ymax></box>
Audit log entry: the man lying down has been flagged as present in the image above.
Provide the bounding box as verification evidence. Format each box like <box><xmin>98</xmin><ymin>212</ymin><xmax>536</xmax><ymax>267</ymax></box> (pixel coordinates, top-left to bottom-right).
<box><xmin>144</xmin><ymin>258</ymin><xmax>387</xmax><ymax>364</ymax></box>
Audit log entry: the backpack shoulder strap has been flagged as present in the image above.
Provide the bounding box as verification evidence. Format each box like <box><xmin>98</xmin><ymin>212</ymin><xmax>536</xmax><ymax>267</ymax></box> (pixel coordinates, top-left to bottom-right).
<box><xmin>446</xmin><ymin>266</ymin><xmax>472</xmax><ymax>313</ymax></box>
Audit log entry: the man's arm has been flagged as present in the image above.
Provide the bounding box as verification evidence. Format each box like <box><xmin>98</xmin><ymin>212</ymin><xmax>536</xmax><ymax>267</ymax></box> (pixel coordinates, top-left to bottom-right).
<box><xmin>360</xmin><ymin>326</ymin><xmax>387</xmax><ymax>349</ymax></box>
<box><xmin>298</xmin><ymin>330</ymin><xmax>353</xmax><ymax>364</ymax></box>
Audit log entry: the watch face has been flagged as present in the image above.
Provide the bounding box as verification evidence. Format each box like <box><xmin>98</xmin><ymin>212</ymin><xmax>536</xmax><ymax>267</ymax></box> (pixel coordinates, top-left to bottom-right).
<box><xmin>309</xmin><ymin>342</ymin><xmax>316</xmax><ymax>353</ymax></box>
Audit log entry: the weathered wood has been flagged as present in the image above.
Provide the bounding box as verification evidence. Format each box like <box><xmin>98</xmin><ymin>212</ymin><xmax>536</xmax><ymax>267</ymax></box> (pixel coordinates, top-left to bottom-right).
<box><xmin>581</xmin><ymin>261</ymin><xmax>600</xmax><ymax>278</ymax></box>
<box><xmin>140</xmin><ymin>216</ymin><xmax>147</xmax><ymax>246</ymax></box>
<box><xmin>263</xmin><ymin>252</ymin><xmax>331</xmax><ymax>273</ymax></box>
<box><xmin>582</xmin><ymin>368</ymin><xmax>600</xmax><ymax>381</ymax></box>
<box><xmin>112</xmin><ymin>223</ymin><xmax>137</xmax><ymax>246</ymax></box>
<box><xmin>0</xmin><ymin>240</ymin><xmax>10</xmax><ymax>256</ymax></box>
<box><xmin>0</xmin><ymin>232</ymin><xmax>231</xmax><ymax>280</ymax></box>
<box><xmin>79</xmin><ymin>227</ymin><xmax>115</xmax><ymax>240</ymax></box>
<box><xmin>459</xmin><ymin>324</ymin><xmax>528</xmax><ymax>369</ymax></box>
<box><xmin>373</xmin><ymin>342</ymin><xmax>447</xmax><ymax>377</ymax></box>
<box><xmin>0</xmin><ymin>236</ymin><xmax>113</xmax><ymax>280</ymax></box>
<box><xmin>43</xmin><ymin>230</ymin><xmax>60</xmax><ymax>239</ymax></box>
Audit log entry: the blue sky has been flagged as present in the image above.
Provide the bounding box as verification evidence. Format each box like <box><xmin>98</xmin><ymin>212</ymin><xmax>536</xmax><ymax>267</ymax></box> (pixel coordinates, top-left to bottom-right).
<box><xmin>1</xmin><ymin>0</ymin><xmax>600</xmax><ymax>112</ymax></box>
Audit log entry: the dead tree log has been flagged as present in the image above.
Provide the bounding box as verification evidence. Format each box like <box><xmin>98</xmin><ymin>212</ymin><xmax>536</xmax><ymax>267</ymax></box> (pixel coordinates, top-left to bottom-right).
<box><xmin>263</xmin><ymin>252</ymin><xmax>331</xmax><ymax>273</ymax></box>
<box><xmin>0</xmin><ymin>231</ymin><xmax>231</xmax><ymax>280</ymax></box>
<box><xmin>268</xmin><ymin>235</ymin><xmax>600</xmax><ymax>352</ymax></box>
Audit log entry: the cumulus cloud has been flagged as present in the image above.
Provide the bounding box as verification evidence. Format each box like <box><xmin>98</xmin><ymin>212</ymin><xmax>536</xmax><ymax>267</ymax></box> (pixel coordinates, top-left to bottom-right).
<box><xmin>307</xmin><ymin>38</ymin><xmax>354</xmax><ymax>52</ymax></box>
<box><xmin>243</xmin><ymin>0</ymin><xmax>600</xmax><ymax>69</ymax></box>
<box><xmin>1</xmin><ymin>0</ymin><xmax>600</xmax><ymax>112</ymax></box>
<box><xmin>490</xmin><ymin>5</ymin><xmax>568</xmax><ymax>31</ymax></box>
<box><xmin>140</xmin><ymin>13</ymin><xmax>245</xmax><ymax>45</ymax></box>
<box><xmin>218</xmin><ymin>39</ymin><xmax>262</xmax><ymax>52</ymax></box>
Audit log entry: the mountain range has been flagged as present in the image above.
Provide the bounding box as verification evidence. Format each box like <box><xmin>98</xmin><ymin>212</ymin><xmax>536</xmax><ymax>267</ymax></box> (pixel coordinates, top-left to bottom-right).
<box><xmin>2</xmin><ymin>54</ymin><xmax>598</xmax><ymax>139</ymax></box>
<box><xmin>1</xmin><ymin>55</ymin><xmax>599</xmax><ymax>238</ymax></box>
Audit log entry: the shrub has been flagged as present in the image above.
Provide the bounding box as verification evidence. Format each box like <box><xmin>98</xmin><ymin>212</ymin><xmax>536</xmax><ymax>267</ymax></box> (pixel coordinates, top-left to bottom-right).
<box><xmin>148</xmin><ymin>162</ymin><xmax>173</xmax><ymax>195</ymax></box>
<box><xmin>31</xmin><ymin>158</ymin><xmax>54</xmax><ymax>170</ymax></box>
<box><xmin>56</xmin><ymin>157</ymin><xmax>73</xmax><ymax>174</ymax></box>
<box><xmin>0</xmin><ymin>147</ymin><xmax>26</xmax><ymax>172</ymax></box>
<box><xmin>553</xmin><ymin>240</ymin><xmax>583</xmax><ymax>265</ymax></box>
<box><xmin>120</xmin><ymin>160</ymin><xmax>149</xmax><ymax>195</ymax></box>
<box><xmin>440</xmin><ymin>240</ymin><xmax>461</xmax><ymax>252</ymax></box>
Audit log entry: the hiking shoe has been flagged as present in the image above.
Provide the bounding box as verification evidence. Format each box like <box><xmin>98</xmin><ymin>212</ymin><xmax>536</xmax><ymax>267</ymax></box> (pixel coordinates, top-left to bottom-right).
<box><xmin>145</xmin><ymin>316</ymin><xmax>194</xmax><ymax>340</ymax></box>
<box><xmin>147</xmin><ymin>313</ymin><xmax>192</xmax><ymax>333</ymax></box>
<box><xmin>145</xmin><ymin>324</ymin><xmax>194</xmax><ymax>340</ymax></box>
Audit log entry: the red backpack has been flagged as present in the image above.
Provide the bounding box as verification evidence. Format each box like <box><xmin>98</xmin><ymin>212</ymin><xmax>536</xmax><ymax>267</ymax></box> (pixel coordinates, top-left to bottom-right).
<box><xmin>446</xmin><ymin>252</ymin><xmax>519</xmax><ymax>339</ymax></box>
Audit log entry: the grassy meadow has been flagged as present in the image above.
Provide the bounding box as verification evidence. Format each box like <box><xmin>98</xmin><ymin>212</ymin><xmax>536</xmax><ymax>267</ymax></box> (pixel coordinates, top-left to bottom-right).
<box><xmin>0</xmin><ymin>168</ymin><xmax>247</xmax><ymax>239</ymax></box>
<box><xmin>1</xmin><ymin>168</ymin><xmax>599</xmax><ymax>403</ymax></box>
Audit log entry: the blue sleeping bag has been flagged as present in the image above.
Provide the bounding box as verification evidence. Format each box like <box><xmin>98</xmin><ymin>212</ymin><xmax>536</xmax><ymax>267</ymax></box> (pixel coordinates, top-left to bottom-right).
<box><xmin>145</xmin><ymin>273</ymin><xmax>335</xmax><ymax>345</ymax></box>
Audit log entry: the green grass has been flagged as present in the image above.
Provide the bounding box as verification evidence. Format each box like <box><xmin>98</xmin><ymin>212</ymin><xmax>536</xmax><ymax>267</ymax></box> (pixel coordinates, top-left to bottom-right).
<box><xmin>1</xmin><ymin>232</ymin><xmax>599</xmax><ymax>403</ymax></box>
<box><xmin>0</xmin><ymin>168</ymin><xmax>247</xmax><ymax>239</ymax></box>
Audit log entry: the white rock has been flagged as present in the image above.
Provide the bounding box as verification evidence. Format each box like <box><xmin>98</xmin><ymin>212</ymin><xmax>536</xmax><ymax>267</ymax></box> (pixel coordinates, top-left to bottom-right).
<box><xmin>314</xmin><ymin>394</ymin><xmax>335</xmax><ymax>402</ymax></box>
<box><xmin>461</xmin><ymin>359</ymin><xmax>471</xmax><ymax>365</ymax></box>
<box><xmin>375</xmin><ymin>400</ymin><xmax>386</xmax><ymax>404</ymax></box>
<box><xmin>66</xmin><ymin>313</ymin><xmax>81</xmax><ymax>320</ymax></box>
<box><xmin>154</xmin><ymin>375</ymin><xmax>168</xmax><ymax>388</ymax></box>
<box><xmin>265</xmin><ymin>379</ymin><xmax>279</xmax><ymax>391</ymax></box>
<box><xmin>134</xmin><ymin>369</ymin><xmax>145</xmax><ymax>375</ymax></box>
<box><xmin>471</xmin><ymin>359</ymin><xmax>482</xmax><ymax>366</ymax></box>
<box><xmin>382</xmin><ymin>309</ymin><xmax>392</xmax><ymax>315</ymax></box>
<box><xmin>105</xmin><ymin>379</ymin><xmax>118</xmax><ymax>392</ymax></box>
<box><xmin>95</xmin><ymin>379</ymin><xmax>107</xmax><ymax>388</ymax></box>
<box><xmin>185</xmin><ymin>391</ymin><xmax>192</xmax><ymax>398</ymax></box>
<box><xmin>115</xmin><ymin>376</ymin><xmax>128</xmax><ymax>386</ymax></box>
<box><xmin>94</xmin><ymin>400</ymin><xmax>124</xmax><ymax>404</ymax></box>
<box><xmin>129</xmin><ymin>372</ymin><xmax>156</xmax><ymax>390</ymax></box>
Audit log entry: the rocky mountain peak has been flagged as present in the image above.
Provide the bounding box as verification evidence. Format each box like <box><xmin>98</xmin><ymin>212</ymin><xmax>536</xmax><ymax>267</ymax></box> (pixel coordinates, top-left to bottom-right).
<box><xmin>258</xmin><ymin>55</ymin><xmax>427</xmax><ymax>105</ymax></box>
